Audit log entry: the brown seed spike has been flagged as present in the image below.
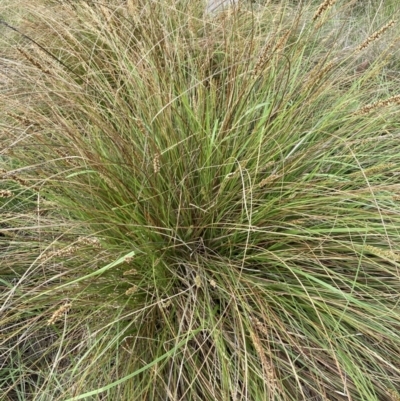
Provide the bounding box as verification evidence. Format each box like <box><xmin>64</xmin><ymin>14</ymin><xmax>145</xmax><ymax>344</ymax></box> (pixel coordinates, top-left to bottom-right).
<box><xmin>47</xmin><ymin>301</ymin><xmax>72</xmax><ymax>325</ymax></box>
<box><xmin>355</xmin><ymin>94</ymin><xmax>400</xmax><ymax>115</ymax></box>
<box><xmin>153</xmin><ymin>152</ymin><xmax>160</xmax><ymax>174</ymax></box>
<box><xmin>17</xmin><ymin>47</ymin><xmax>51</xmax><ymax>75</ymax></box>
<box><xmin>313</xmin><ymin>0</ymin><xmax>337</xmax><ymax>21</ymax></box>
<box><xmin>358</xmin><ymin>20</ymin><xmax>396</xmax><ymax>51</ymax></box>
<box><xmin>0</xmin><ymin>190</ymin><xmax>13</xmax><ymax>198</ymax></box>
<box><xmin>125</xmin><ymin>285</ymin><xmax>138</xmax><ymax>296</ymax></box>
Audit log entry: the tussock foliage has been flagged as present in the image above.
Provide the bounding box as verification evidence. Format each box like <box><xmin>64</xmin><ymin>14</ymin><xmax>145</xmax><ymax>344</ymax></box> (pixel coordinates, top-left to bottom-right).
<box><xmin>2</xmin><ymin>0</ymin><xmax>400</xmax><ymax>400</ymax></box>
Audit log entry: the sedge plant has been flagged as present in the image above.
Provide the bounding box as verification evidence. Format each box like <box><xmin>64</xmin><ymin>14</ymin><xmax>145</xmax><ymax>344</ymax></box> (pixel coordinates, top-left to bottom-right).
<box><xmin>1</xmin><ymin>0</ymin><xmax>400</xmax><ymax>400</ymax></box>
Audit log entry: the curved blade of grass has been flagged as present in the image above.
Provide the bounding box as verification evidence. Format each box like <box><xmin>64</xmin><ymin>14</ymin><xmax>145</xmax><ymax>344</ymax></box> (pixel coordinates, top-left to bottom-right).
<box><xmin>64</xmin><ymin>328</ymin><xmax>201</xmax><ymax>401</ymax></box>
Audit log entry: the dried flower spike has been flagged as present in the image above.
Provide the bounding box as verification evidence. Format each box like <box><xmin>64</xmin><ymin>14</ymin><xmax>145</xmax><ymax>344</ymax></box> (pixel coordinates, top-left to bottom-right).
<box><xmin>0</xmin><ymin>190</ymin><xmax>13</xmax><ymax>198</ymax></box>
<box><xmin>39</xmin><ymin>244</ymin><xmax>79</xmax><ymax>261</ymax></box>
<box><xmin>209</xmin><ymin>279</ymin><xmax>217</xmax><ymax>288</ymax></box>
<box><xmin>123</xmin><ymin>268</ymin><xmax>138</xmax><ymax>276</ymax></box>
<box><xmin>259</xmin><ymin>174</ymin><xmax>280</xmax><ymax>188</ymax></box>
<box><xmin>355</xmin><ymin>94</ymin><xmax>400</xmax><ymax>115</ymax></box>
<box><xmin>78</xmin><ymin>236</ymin><xmax>102</xmax><ymax>249</ymax></box>
<box><xmin>124</xmin><ymin>255</ymin><xmax>134</xmax><ymax>264</ymax></box>
<box><xmin>388</xmin><ymin>389</ymin><xmax>400</xmax><ymax>401</ymax></box>
<box><xmin>160</xmin><ymin>299</ymin><xmax>172</xmax><ymax>309</ymax></box>
<box><xmin>313</xmin><ymin>0</ymin><xmax>337</xmax><ymax>21</ymax></box>
<box><xmin>249</xmin><ymin>327</ymin><xmax>275</xmax><ymax>388</ymax></box>
<box><xmin>47</xmin><ymin>301</ymin><xmax>72</xmax><ymax>325</ymax></box>
<box><xmin>358</xmin><ymin>20</ymin><xmax>395</xmax><ymax>51</ymax></box>
<box><xmin>253</xmin><ymin>42</ymin><xmax>273</xmax><ymax>76</ymax></box>
<box><xmin>153</xmin><ymin>152</ymin><xmax>161</xmax><ymax>174</ymax></box>
<box><xmin>125</xmin><ymin>285</ymin><xmax>138</xmax><ymax>296</ymax></box>
<box><xmin>363</xmin><ymin>245</ymin><xmax>400</xmax><ymax>262</ymax></box>
<box><xmin>17</xmin><ymin>47</ymin><xmax>51</xmax><ymax>75</ymax></box>
<box><xmin>194</xmin><ymin>275</ymin><xmax>202</xmax><ymax>288</ymax></box>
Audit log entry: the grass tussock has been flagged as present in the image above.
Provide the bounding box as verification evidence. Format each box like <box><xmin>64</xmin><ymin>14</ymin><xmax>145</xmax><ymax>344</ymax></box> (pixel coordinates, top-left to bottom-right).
<box><xmin>2</xmin><ymin>0</ymin><xmax>400</xmax><ymax>400</ymax></box>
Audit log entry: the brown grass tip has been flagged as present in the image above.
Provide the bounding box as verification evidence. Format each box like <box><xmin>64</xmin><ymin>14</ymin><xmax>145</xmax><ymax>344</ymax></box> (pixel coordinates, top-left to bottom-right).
<box><xmin>253</xmin><ymin>31</ymin><xmax>291</xmax><ymax>76</ymax></box>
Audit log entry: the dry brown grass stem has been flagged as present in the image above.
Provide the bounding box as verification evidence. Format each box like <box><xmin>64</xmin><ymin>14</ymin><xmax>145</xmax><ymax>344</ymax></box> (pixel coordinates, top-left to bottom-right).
<box><xmin>100</xmin><ymin>5</ymin><xmax>113</xmax><ymax>22</ymax></box>
<box><xmin>355</xmin><ymin>94</ymin><xmax>400</xmax><ymax>115</ymax></box>
<box><xmin>263</xmin><ymin>160</ymin><xmax>276</xmax><ymax>170</ymax></box>
<box><xmin>39</xmin><ymin>236</ymin><xmax>101</xmax><ymax>261</ymax></box>
<box><xmin>253</xmin><ymin>43</ymin><xmax>274</xmax><ymax>77</ymax></box>
<box><xmin>313</xmin><ymin>0</ymin><xmax>337</xmax><ymax>21</ymax></box>
<box><xmin>47</xmin><ymin>301</ymin><xmax>72</xmax><ymax>325</ymax></box>
<box><xmin>160</xmin><ymin>299</ymin><xmax>172</xmax><ymax>309</ymax></box>
<box><xmin>358</xmin><ymin>20</ymin><xmax>396</xmax><ymax>51</ymax></box>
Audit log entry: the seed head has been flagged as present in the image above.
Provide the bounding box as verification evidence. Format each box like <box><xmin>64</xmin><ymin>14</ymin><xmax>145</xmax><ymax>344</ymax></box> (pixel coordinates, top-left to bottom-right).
<box><xmin>0</xmin><ymin>190</ymin><xmax>13</xmax><ymax>198</ymax></box>
<box><xmin>313</xmin><ymin>0</ymin><xmax>337</xmax><ymax>21</ymax></box>
<box><xmin>47</xmin><ymin>301</ymin><xmax>72</xmax><ymax>325</ymax></box>
<box><xmin>125</xmin><ymin>285</ymin><xmax>138</xmax><ymax>296</ymax></box>
<box><xmin>355</xmin><ymin>94</ymin><xmax>400</xmax><ymax>115</ymax></box>
<box><xmin>358</xmin><ymin>20</ymin><xmax>395</xmax><ymax>51</ymax></box>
